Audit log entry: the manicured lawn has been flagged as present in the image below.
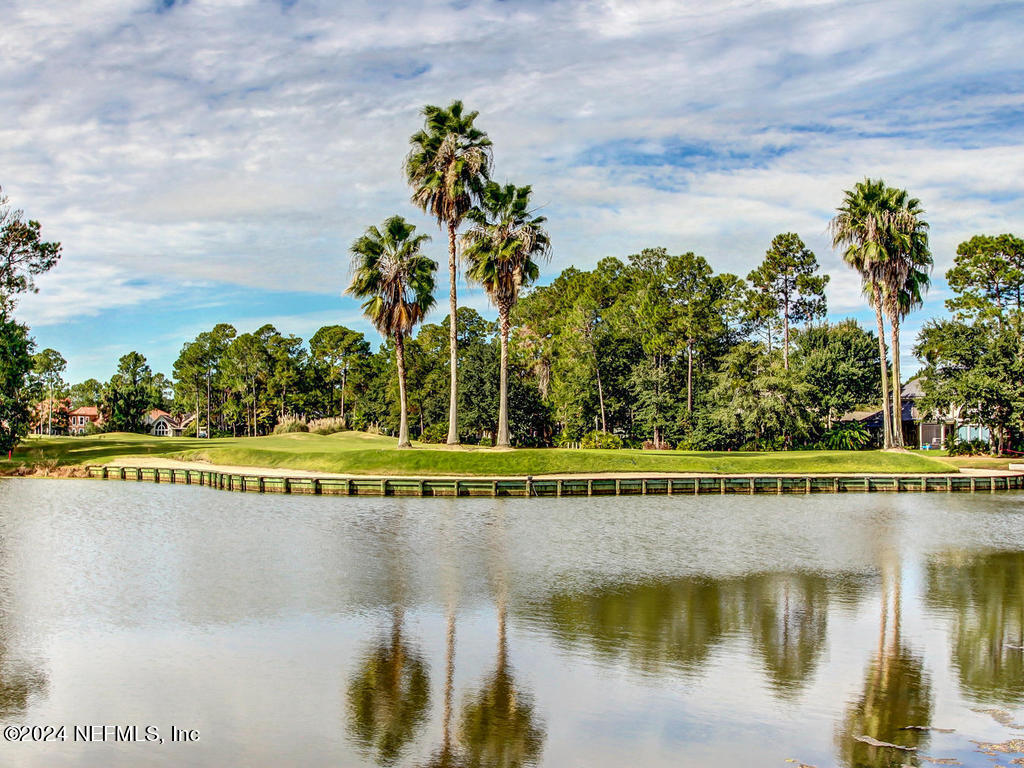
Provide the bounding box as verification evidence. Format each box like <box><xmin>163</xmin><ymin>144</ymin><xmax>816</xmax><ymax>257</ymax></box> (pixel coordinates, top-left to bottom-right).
<box><xmin>2</xmin><ymin>432</ymin><xmax>958</xmax><ymax>476</ymax></box>
<box><xmin>923</xmin><ymin>453</ymin><xmax>1021</xmax><ymax>472</ymax></box>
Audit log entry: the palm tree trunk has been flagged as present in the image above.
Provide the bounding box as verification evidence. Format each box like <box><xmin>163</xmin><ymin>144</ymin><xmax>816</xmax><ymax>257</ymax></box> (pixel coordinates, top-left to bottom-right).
<box><xmin>340</xmin><ymin>368</ymin><xmax>347</xmax><ymax>424</ymax></box>
<box><xmin>48</xmin><ymin>383</ymin><xmax>53</xmax><ymax>435</ymax></box>
<box><xmin>206</xmin><ymin>371</ymin><xmax>211</xmax><ymax>439</ymax></box>
<box><xmin>446</xmin><ymin>221</ymin><xmax>460</xmax><ymax>445</ymax></box>
<box><xmin>395</xmin><ymin>333</ymin><xmax>411</xmax><ymax>448</ymax></box>
<box><xmin>687</xmin><ymin>340</ymin><xmax>694</xmax><ymax>413</ymax></box>
<box><xmin>496</xmin><ymin>304</ymin><xmax>511</xmax><ymax>447</ymax></box>
<box><xmin>783</xmin><ymin>297</ymin><xmax>790</xmax><ymax>370</ymax></box>
<box><xmin>874</xmin><ymin>295</ymin><xmax>893</xmax><ymax>449</ymax></box>
<box><xmin>890</xmin><ymin>315</ymin><xmax>904</xmax><ymax>448</ymax></box>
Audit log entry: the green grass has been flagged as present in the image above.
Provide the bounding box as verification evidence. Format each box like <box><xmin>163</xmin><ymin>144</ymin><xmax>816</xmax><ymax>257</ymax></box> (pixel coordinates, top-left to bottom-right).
<box><xmin>1</xmin><ymin>431</ymin><xmax>958</xmax><ymax>477</ymax></box>
<box><xmin>923</xmin><ymin>453</ymin><xmax>1020</xmax><ymax>471</ymax></box>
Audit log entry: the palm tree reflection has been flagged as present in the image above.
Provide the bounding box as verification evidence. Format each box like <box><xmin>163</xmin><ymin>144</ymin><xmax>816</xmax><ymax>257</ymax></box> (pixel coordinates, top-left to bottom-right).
<box><xmin>347</xmin><ymin>605</ymin><xmax>432</xmax><ymax>766</ymax></box>
<box><xmin>836</xmin><ymin>562</ymin><xmax>932</xmax><ymax>768</ymax></box>
<box><xmin>458</xmin><ymin>596</ymin><xmax>545</xmax><ymax>768</ymax></box>
<box><xmin>417</xmin><ymin>607</ymin><xmax>468</xmax><ymax>768</ymax></box>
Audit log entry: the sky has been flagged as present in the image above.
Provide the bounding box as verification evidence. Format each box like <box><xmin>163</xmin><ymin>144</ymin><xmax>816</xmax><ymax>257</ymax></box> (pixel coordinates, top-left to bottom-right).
<box><xmin>2</xmin><ymin>0</ymin><xmax>1023</xmax><ymax>383</ymax></box>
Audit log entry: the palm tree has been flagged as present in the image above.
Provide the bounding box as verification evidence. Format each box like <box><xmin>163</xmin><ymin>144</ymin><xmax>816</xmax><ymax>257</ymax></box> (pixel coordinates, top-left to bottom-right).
<box><xmin>405</xmin><ymin>100</ymin><xmax>493</xmax><ymax>445</ymax></box>
<box><xmin>347</xmin><ymin>216</ymin><xmax>436</xmax><ymax>448</ymax></box>
<box><xmin>878</xmin><ymin>191</ymin><xmax>931</xmax><ymax>447</ymax></box>
<box><xmin>830</xmin><ymin>179</ymin><xmax>899</xmax><ymax>449</ymax></box>
<box><xmin>462</xmin><ymin>182</ymin><xmax>551</xmax><ymax>447</ymax></box>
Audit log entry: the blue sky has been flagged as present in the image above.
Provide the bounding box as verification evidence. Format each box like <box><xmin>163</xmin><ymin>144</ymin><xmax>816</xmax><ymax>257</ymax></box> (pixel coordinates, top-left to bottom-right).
<box><xmin>3</xmin><ymin>0</ymin><xmax>1023</xmax><ymax>382</ymax></box>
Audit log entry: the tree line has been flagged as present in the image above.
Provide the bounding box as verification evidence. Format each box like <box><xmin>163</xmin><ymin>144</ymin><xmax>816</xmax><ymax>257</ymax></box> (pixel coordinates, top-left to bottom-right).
<box><xmin>3</xmin><ymin>99</ymin><xmax>1023</xmax><ymax>453</ymax></box>
<box><xmin>29</xmin><ymin>217</ymin><xmax>1021</xmax><ymax>453</ymax></box>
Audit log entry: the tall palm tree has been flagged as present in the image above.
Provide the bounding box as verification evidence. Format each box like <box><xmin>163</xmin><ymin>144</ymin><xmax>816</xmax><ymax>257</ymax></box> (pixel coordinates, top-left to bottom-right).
<box><xmin>878</xmin><ymin>191</ymin><xmax>931</xmax><ymax>447</ymax></box>
<box><xmin>405</xmin><ymin>100</ymin><xmax>493</xmax><ymax>445</ymax></box>
<box><xmin>462</xmin><ymin>182</ymin><xmax>551</xmax><ymax>447</ymax></box>
<box><xmin>347</xmin><ymin>216</ymin><xmax>436</xmax><ymax>448</ymax></box>
<box><xmin>830</xmin><ymin>179</ymin><xmax>899</xmax><ymax>449</ymax></box>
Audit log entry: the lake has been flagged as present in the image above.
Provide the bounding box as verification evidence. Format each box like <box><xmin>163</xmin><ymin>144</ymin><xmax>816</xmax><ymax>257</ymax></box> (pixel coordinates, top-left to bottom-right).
<box><xmin>0</xmin><ymin>478</ymin><xmax>1022</xmax><ymax>767</ymax></box>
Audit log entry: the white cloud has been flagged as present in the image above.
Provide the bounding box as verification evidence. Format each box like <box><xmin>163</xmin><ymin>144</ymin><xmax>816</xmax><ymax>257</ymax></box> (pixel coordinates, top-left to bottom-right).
<box><xmin>16</xmin><ymin>261</ymin><xmax>169</xmax><ymax>326</ymax></box>
<box><xmin>0</xmin><ymin>0</ymin><xmax>1021</xmax><ymax>342</ymax></box>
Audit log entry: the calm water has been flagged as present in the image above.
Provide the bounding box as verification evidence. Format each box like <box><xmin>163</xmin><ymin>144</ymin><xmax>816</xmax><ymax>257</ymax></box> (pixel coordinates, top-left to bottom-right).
<box><xmin>0</xmin><ymin>479</ymin><xmax>1023</xmax><ymax>767</ymax></box>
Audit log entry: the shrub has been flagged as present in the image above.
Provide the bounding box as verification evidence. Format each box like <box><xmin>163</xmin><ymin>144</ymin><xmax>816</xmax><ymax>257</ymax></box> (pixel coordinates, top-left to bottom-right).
<box><xmin>642</xmin><ymin>439</ymin><xmax>672</xmax><ymax>450</ymax></box>
<box><xmin>273</xmin><ymin>416</ymin><xmax>309</xmax><ymax>434</ymax></box>
<box><xmin>945</xmin><ymin>434</ymin><xmax>989</xmax><ymax>456</ymax></box>
<box><xmin>581</xmin><ymin>430</ymin><xmax>623</xmax><ymax>449</ymax></box>
<box><xmin>553</xmin><ymin>433</ymin><xmax>578</xmax><ymax>448</ymax></box>
<box><xmin>819</xmin><ymin>422</ymin><xmax>871</xmax><ymax>451</ymax></box>
<box><xmin>740</xmin><ymin>436</ymin><xmax>785</xmax><ymax>451</ymax></box>
<box><xmin>419</xmin><ymin>423</ymin><xmax>447</xmax><ymax>444</ymax></box>
<box><xmin>309</xmin><ymin>417</ymin><xmax>347</xmax><ymax>435</ymax></box>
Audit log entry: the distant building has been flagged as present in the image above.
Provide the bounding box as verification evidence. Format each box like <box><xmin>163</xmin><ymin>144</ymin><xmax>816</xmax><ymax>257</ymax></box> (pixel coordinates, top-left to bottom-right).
<box><xmin>68</xmin><ymin>406</ymin><xmax>102</xmax><ymax>435</ymax></box>
<box><xmin>144</xmin><ymin>409</ymin><xmax>193</xmax><ymax>437</ymax></box>
<box><xmin>841</xmin><ymin>378</ymin><xmax>989</xmax><ymax>448</ymax></box>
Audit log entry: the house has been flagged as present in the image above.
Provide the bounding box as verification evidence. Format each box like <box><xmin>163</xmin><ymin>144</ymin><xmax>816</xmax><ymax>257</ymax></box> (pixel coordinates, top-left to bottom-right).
<box><xmin>841</xmin><ymin>379</ymin><xmax>989</xmax><ymax>449</ymax></box>
<box><xmin>144</xmin><ymin>409</ymin><xmax>185</xmax><ymax>437</ymax></box>
<box><xmin>68</xmin><ymin>406</ymin><xmax>102</xmax><ymax>435</ymax></box>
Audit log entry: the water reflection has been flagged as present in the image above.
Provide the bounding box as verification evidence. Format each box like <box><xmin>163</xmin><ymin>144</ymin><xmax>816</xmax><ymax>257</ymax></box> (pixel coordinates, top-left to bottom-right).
<box><xmin>416</xmin><ymin>506</ymin><xmax>545</xmax><ymax>768</ymax></box>
<box><xmin>537</xmin><ymin>578</ymin><xmax>738</xmax><ymax>677</ymax></box>
<box><xmin>417</xmin><ymin>610</ymin><xmax>464</xmax><ymax>768</ymax></box>
<box><xmin>530</xmin><ymin>572</ymin><xmax>869</xmax><ymax>697</ymax></box>
<box><xmin>347</xmin><ymin>607</ymin><xmax>432</xmax><ymax>765</ymax></box>
<box><xmin>458</xmin><ymin>601</ymin><xmax>544</xmax><ymax>768</ymax></box>
<box><xmin>836</xmin><ymin>562</ymin><xmax>933</xmax><ymax>768</ymax></box>
<box><xmin>3</xmin><ymin>481</ymin><xmax>1024</xmax><ymax>767</ymax></box>
<box><xmin>0</xmin><ymin>635</ymin><xmax>44</xmax><ymax>717</ymax></box>
<box><xmin>744</xmin><ymin>573</ymin><xmax>831</xmax><ymax>698</ymax></box>
<box><xmin>926</xmin><ymin>551</ymin><xmax>1024</xmax><ymax>706</ymax></box>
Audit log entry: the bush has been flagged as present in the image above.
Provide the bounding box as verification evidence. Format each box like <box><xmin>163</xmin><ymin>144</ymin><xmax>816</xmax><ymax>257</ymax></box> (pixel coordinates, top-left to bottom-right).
<box><xmin>740</xmin><ymin>436</ymin><xmax>786</xmax><ymax>451</ymax></box>
<box><xmin>273</xmin><ymin>416</ymin><xmax>309</xmax><ymax>434</ymax></box>
<box><xmin>581</xmin><ymin>430</ymin><xmax>623</xmax><ymax>449</ymax></box>
<box><xmin>945</xmin><ymin>434</ymin><xmax>989</xmax><ymax>456</ymax></box>
<box><xmin>419</xmin><ymin>422</ymin><xmax>447</xmax><ymax>444</ymax></box>
<box><xmin>642</xmin><ymin>439</ymin><xmax>672</xmax><ymax>450</ymax></box>
<box><xmin>309</xmin><ymin>417</ymin><xmax>347</xmax><ymax>435</ymax></box>
<box><xmin>819</xmin><ymin>422</ymin><xmax>871</xmax><ymax>450</ymax></box>
<box><xmin>553</xmin><ymin>433</ymin><xmax>578</xmax><ymax>448</ymax></box>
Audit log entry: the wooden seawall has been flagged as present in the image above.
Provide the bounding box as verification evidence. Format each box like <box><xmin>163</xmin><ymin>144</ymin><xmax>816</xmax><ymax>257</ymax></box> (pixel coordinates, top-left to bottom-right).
<box><xmin>85</xmin><ymin>466</ymin><xmax>1024</xmax><ymax>497</ymax></box>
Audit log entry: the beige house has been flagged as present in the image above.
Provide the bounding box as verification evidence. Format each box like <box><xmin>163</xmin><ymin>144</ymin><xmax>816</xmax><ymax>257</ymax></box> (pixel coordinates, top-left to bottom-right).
<box><xmin>145</xmin><ymin>409</ymin><xmax>184</xmax><ymax>437</ymax></box>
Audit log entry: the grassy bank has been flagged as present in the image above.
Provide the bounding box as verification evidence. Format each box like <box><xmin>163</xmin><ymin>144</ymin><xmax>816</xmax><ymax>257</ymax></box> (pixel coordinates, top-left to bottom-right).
<box><xmin>1</xmin><ymin>431</ymin><xmax>960</xmax><ymax>477</ymax></box>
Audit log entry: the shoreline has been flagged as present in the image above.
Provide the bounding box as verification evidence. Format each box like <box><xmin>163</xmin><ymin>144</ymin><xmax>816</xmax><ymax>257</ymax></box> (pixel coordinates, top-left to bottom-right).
<box><xmin>3</xmin><ymin>454</ymin><xmax>1022</xmax><ymax>481</ymax></box>
<box><xmin>8</xmin><ymin>461</ymin><xmax>1020</xmax><ymax>498</ymax></box>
